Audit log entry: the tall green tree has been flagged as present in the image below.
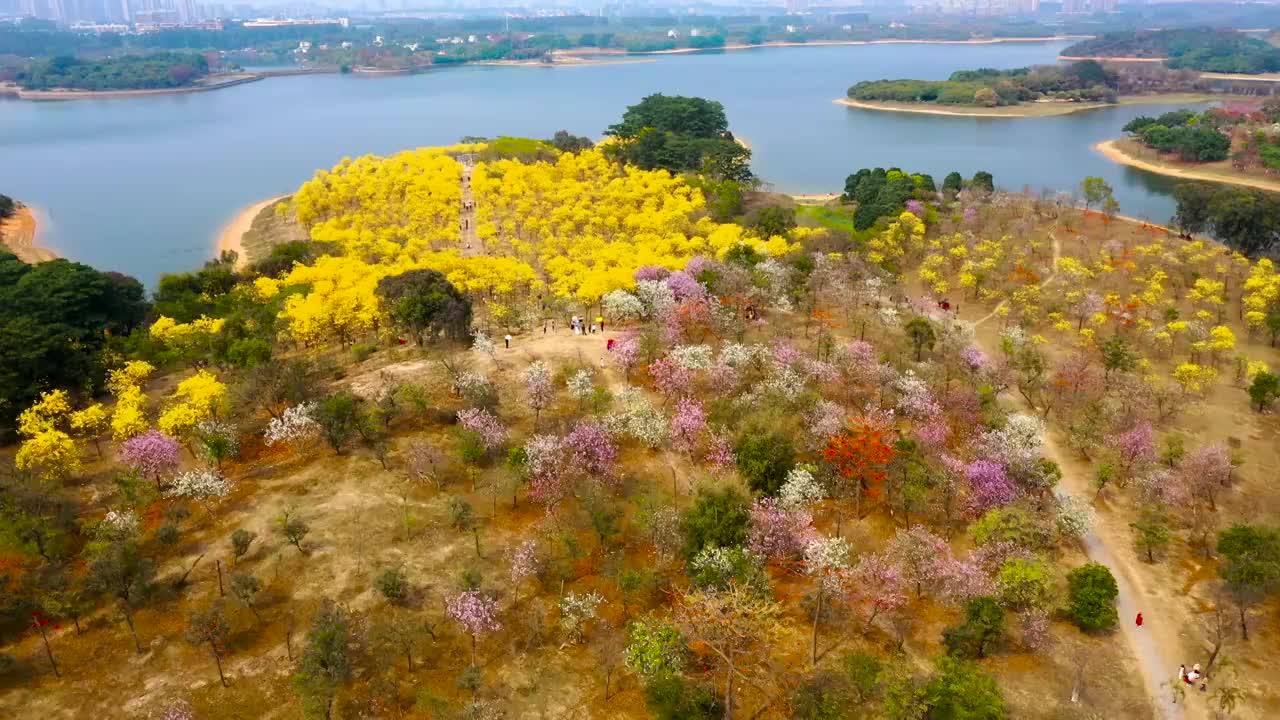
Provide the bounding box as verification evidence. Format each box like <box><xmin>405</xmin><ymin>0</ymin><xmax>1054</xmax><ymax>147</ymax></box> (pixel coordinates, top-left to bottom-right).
<box><xmin>375</xmin><ymin>269</ymin><xmax>472</xmax><ymax>345</ymax></box>
<box><xmin>1217</xmin><ymin>523</ymin><xmax>1280</xmax><ymax>640</ymax></box>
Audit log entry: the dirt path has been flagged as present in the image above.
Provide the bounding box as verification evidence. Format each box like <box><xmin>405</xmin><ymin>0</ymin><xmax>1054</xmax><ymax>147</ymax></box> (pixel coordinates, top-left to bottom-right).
<box><xmin>460</xmin><ymin>164</ymin><xmax>482</xmax><ymax>257</ymax></box>
<box><xmin>968</xmin><ymin>230</ymin><xmax>1191</xmax><ymax>719</ymax></box>
<box><xmin>972</xmin><ymin>232</ymin><xmax>1061</xmax><ymax>329</ymax></box>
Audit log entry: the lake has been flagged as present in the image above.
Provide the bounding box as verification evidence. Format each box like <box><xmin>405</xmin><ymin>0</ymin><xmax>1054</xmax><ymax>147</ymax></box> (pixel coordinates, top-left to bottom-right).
<box><xmin>0</xmin><ymin>39</ymin><xmax>1203</xmax><ymax>285</ymax></box>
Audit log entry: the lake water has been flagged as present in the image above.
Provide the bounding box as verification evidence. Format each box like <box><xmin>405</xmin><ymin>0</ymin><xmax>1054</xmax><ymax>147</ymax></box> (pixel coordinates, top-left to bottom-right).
<box><xmin>0</xmin><ymin>39</ymin><xmax>1202</xmax><ymax>285</ymax></box>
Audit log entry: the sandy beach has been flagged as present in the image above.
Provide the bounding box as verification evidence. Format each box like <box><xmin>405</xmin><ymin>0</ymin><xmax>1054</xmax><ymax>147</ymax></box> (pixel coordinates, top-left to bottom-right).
<box><xmin>837</xmin><ymin>93</ymin><xmax>1236</xmax><ymax>119</ymax></box>
<box><xmin>0</xmin><ymin>206</ymin><xmax>55</xmax><ymax>263</ymax></box>
<box><xmin>1095</xmin><ymin>139</ymin><xmax>1280</xmax><ymax>193</ymax></box>
<box><xmin>835</xmin><ymin>97</ymin><xmax>1113</xmax><ymax>118</ymax></box>
<box><xmin>217</xmin><ymin>195</ymin><xmax>288</xmax><ymax>268</ymax></box>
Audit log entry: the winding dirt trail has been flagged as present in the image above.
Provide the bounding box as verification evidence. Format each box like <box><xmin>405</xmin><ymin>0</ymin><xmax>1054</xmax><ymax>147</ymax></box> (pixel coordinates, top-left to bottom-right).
<box><xmin>969</xmin><ymin>231</ymin><xmax>1191</xmax><ymax>719</ymax></box>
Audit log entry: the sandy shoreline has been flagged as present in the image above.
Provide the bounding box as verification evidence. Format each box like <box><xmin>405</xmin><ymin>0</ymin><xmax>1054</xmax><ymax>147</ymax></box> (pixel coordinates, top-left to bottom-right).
<box><xmin>837</xmin><ymin>93</ymin><xmax>1234</xmax><ymax>119</ymax></box>
<box><xmin>0</xmin><ymin>206</ymin><xmax>55</xmax><ymax>263</ymax></box>
<box><xmin>835</xmin><ymin>97</ymin><xmax>1112</xmax><ymax>118</ymax></box>
<box><xmin>3</xmin><ymin>73</ymin><xmax>265</xmax><ymax>101</ymax></box>
<box><xmin>1094</xmin><ymin>139</ymin><xmax>1280</xmax><ymax>193</ymax></box>
<box><xmin>217</xmin><ymin>195</ymin><xmax>288</xmax><ymax>268</ymax></box>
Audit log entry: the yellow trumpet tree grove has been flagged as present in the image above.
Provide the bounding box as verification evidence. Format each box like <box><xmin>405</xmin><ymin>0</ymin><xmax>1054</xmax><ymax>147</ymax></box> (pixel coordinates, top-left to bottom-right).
<box><xmin>273</xmin><ymin>144</ymin><xmax>798</xmax><ymax>343</ymax></box>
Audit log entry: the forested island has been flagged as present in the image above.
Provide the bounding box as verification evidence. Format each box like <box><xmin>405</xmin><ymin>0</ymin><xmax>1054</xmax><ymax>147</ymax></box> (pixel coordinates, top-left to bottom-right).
<box><xmin>1061</xmin><ymin>28</ymin><xmax>1280</xmax><ymax>74</ymax></box>
<box><xmin>6</xmin><ymin>52</ymin><xmax>212</xmax><ymax>91</ymax></box>
<box><xmin>844</xmin><ymin>60</ymin><xmax>1222</xmax><ymax>116</ymax></box>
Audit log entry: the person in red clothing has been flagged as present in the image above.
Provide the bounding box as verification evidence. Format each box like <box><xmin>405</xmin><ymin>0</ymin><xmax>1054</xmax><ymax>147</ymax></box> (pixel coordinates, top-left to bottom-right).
<box><xmin>1135</xmin><ymin>612</ymin><xmax>1143</xmax><ymax>627</ymax></box>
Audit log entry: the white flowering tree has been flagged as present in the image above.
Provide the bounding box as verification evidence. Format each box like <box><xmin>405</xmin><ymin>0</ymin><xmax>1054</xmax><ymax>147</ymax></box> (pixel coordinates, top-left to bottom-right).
<box><xmin>166</xmin><ymin>469</ymin><xmax>233</xmax><ymax>516</ymax></box>
<box><xmin>804</xmin><ymin>536</ymin><xmax>850</xmax><ymax>664</ymax></box>
<box><xmin>559</xmin><ymin>591</ymin><xmax>605</xmax><ymax>645</ymax></box>
<box><xmin>264</xmin><ymin>402</ymin><xmax>320</xmax><ymax>448</ymax></box>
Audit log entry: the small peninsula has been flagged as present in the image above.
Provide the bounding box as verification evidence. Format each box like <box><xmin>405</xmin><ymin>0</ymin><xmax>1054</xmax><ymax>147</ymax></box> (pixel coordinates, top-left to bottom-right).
<box><xmin>843</xmin><ymin>61</ymin><xmax>1232</xmax><ymax>118</ymax></box>
<box><xmin>1095</xmin><ymin>103</ymin><xmax>1280</xmax><ymax>193</ymax></box>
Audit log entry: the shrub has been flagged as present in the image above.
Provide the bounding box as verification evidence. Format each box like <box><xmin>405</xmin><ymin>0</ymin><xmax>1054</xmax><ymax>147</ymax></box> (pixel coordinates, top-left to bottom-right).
<box><xmin>642</xmin><ymin>676</ymin><xmax>724</xmax><ymax>720</ymax></box>
<box><xmin>734</xmin><ymin>428</ymin><xmax>796</xmax><ymax>495</ymax></box>
<box><xmin>682</xmin><ymin>486</ymin><xmax>750</xmax><ymax>558</ymax></box>
<box><xmin>970</xmin><ymin>506</ymin><xmax>1051</xmax><ymax>549</ymax></box>
<box><xmin>1066</xmin><ymin>562</ymin><xmax>1118</xmax><ymax>631</ymax></box>
<box><xmin>923</xmin><ymin>656</ymin><xmax>1006</xmax><ymax>719</ymax></box>
<box><xmin>942</xmin><ymin>597</ymin><xmax>1005</xmax><ymax>659</ymax></box>
<box><xmin>374</xmin><ymin>566</ymin><xmax>409</xmax><ymax>604</ymax></box>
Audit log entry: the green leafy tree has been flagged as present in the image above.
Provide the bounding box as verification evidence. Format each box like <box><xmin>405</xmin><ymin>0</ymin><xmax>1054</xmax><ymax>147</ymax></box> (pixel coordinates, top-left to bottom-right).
<box><xmin>1130</xmin><ymin>507</ymin><xmax>1171</xmax><ymax>563</ymax></box>
<box><xmin>996</xmin><ymin>558</ymin><xmax>1056</xmax><ymax>611</ymax></box>
<box><xmin>970</xmin><ymin>171</ymin><xmax>995</xmax><ymax>193</ymax></box>
<box><xmin>86</xmin><ymin>536</ymin><xmax>156</xmax><ymax>653</ymax></box>
<box><xmin>1216</xmin><ymin>523</ymin><xmax>1280</xmax><ymax>640</ymax></box>
<box><xmin>375</xmin><ymin>269</ymin><xmax>472</xmax><ymax>346</ymax></box>
<box><xmin>314</xmin><ymin>392</ymin><xmax>362</xmax><ymax>454</ymax></box>
<box><xmin>293</xmin><ymin>600</ymin><xmax>352</xmax><ymax>720</ymax></box>
<box><xmin>0</xmin><ymin>252</ymin><xmax>148</xmax><ymax>426</ymax></box>
<box><xmin>1247</xmin><ymin>371</ymin><xmax>1280</xmax><ymax>411</ymax></box>
<box><xmin>942</xmin><ymin>172</ymin><xmax>964</xmax><ymax>194</ymax></box>
<box><xmin>734</xmin><ymin>428</ymin><xmax>796</xmax><ymax>495</ymax></box>
<box><xmin>682</xmin><ymin>486</ymin><xmax>750</xmax><ymax>558</ymax></box>
<box><xmin>1066</xmin><ymin>562</ymin><xmax>1119</xmax><ymax>631</ymax></box>
<box><xmin>904</xmin><ymin>317</ymin><xmax>936</xmax><ymax>362</ymax></box>
<box><xmin>942</xmin><ymin>597</ymin><xmax>1005</xmax><ymax>659</ymax></box>
<box><xmin>1100</xmin><ymin>336</ymin><xmax>1137</xmax><ymax>382</ymax></box>
<box><xmin>1081</xmin><ymin>177</ymin><xmax>1115</xmax><ymax>211</ymax></box>
<box><xmin>923</xmin><ymin>656</ymin><xmax>1006</xmax><ymax>720</ymax></box>
<box><xmin>229</xmin><ymin>572</ymin><xmax>263</xmax><ymax>622</ymax></box>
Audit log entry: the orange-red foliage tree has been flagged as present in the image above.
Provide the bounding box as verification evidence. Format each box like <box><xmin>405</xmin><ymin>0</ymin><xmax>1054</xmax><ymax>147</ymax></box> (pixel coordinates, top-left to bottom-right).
<box><xmin>822</xmin><ymin>422</ymin><xmax>895</xmax><ymax>534</ymax></box>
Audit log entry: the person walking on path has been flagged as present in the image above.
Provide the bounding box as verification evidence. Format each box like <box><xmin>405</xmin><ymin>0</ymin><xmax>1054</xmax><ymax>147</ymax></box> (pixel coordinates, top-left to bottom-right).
<box><xmin>596</xmin><ymin>315</ymin><xmax>605</xmax><ymax>333</ymax></box>
<box><xmin>1135</xmin><ymin>612</ymin><xmax>1143</xmax><ymax>627</ymax></box>
<box><xmin>504</xmin><ymin>334</ymin><xmax>512</xmax><ymax>349</ymax></box>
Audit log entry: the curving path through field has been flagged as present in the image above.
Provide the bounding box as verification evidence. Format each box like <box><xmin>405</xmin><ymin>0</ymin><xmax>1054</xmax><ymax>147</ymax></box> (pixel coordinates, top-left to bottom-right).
<box><xmin>969</xmin><ymin>230</ymin><xmax>1188</xmax><ymax>719</ymax></box>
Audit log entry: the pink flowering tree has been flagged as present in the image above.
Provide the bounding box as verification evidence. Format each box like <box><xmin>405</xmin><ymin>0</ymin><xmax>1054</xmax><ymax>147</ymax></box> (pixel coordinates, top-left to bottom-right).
<box><xmin>803</xmin><ymin>400</ymin><xmax>844</xmax><ymax>451</ymax></box>
<box><xmin>965</xmin><ymin>459</ymin><xmax>1018</xmax><ymax>516</ymax></box>
<box><xmin>849</xmin><ymin>552</ymin><xmax>908</xmax><ymax>633</ymax></box>
<box><xmin>118</xmin><ymin>430</ymin><xmax>182</xmax><ymax>490</ymax></box>
<box><xmin>457</xmin><ymin>408</ymin><xmax>507</xmax><ymax>454</ymax></box>
<box><xmin>670</xmin><ymin>397</ymin><xmax>707</xmax><ymax>454</ymax></box>
<box><xmin>665</xmin><ymin>270</ymin><xmax>707</xmax><ymax>303</ymax></box>
<box><xmin>885</xmin><ymin>525</ymin><xmax>949</xmax><ymax>599</ymax></box>
<box><xmin>649</xmin><ymin>356</ymin><xmax>693</xmax><ymax>400</ymax></box>
<box><xmin>611</xmin><ymin>335</ymin><xmax>641</xmax><ymax>380</ymax></box>
<box><xmin>703</xmin><ymin>431</ymin><xmax>735</xmax><ymax>472</ymax></box>
<box><xmin>566</xmin><ymin>421</ymin><xmax>618</xmax><ymax>484</ymax></box>
<box><xmin>524</xmin><ymin>361</ymin><xmax>555</xmax><ymax>427</ymax></box>
<box><xmin>747</xmin><ymin>498</ymin><xmax>816</xmax><ymax>562</ymax></box>
<box><xmin>634</xmin><ymin>265</ymin><xmax>670</xmax><ymax>282</ymax></box>
<box><xmin>508</xmin><ymin>538</ymin><xmax>539</xmax><ymax>603</ymax></box>
<box><xmin>1109</xmin><ymin>421</ymin><xmax>1156</xmax><ymax>483</ymax></box>
<box><xmin>935</xmin><ymin>557</ymin><xmax>995</xmax><ymax>605</ymax></box>
<box><xmin>446</xmin><ymin>590</ymin><xmax>501</xmax><ymax>667</ymax></box>
<box><xmin>525</xmin><ymin>435</ymin><xmax>569</xmax><ymax>509</ymax></box>
<box><xmin>1180</xmin><ymin>441</ymin><xmax>1233</xmax><ymax>510</ymax></box>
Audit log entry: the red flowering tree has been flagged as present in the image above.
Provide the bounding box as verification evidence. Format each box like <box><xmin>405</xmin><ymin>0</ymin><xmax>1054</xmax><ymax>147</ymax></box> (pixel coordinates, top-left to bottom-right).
<box><xmin>821</xmin><ymin>422</ymin><xmax>895</xmax><ymax>533</ymax></box>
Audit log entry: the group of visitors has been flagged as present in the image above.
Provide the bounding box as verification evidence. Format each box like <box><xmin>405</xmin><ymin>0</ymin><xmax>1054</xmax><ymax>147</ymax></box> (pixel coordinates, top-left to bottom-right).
<box><xmin>1177</xmin><ymin>663</ymin><xmax>1206</xmax><ymax>693</ymax></box>
<box><xmin>569</xmin><ymin>315</ymin><xmax>605</xmax><ymax>335</ymax></box>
